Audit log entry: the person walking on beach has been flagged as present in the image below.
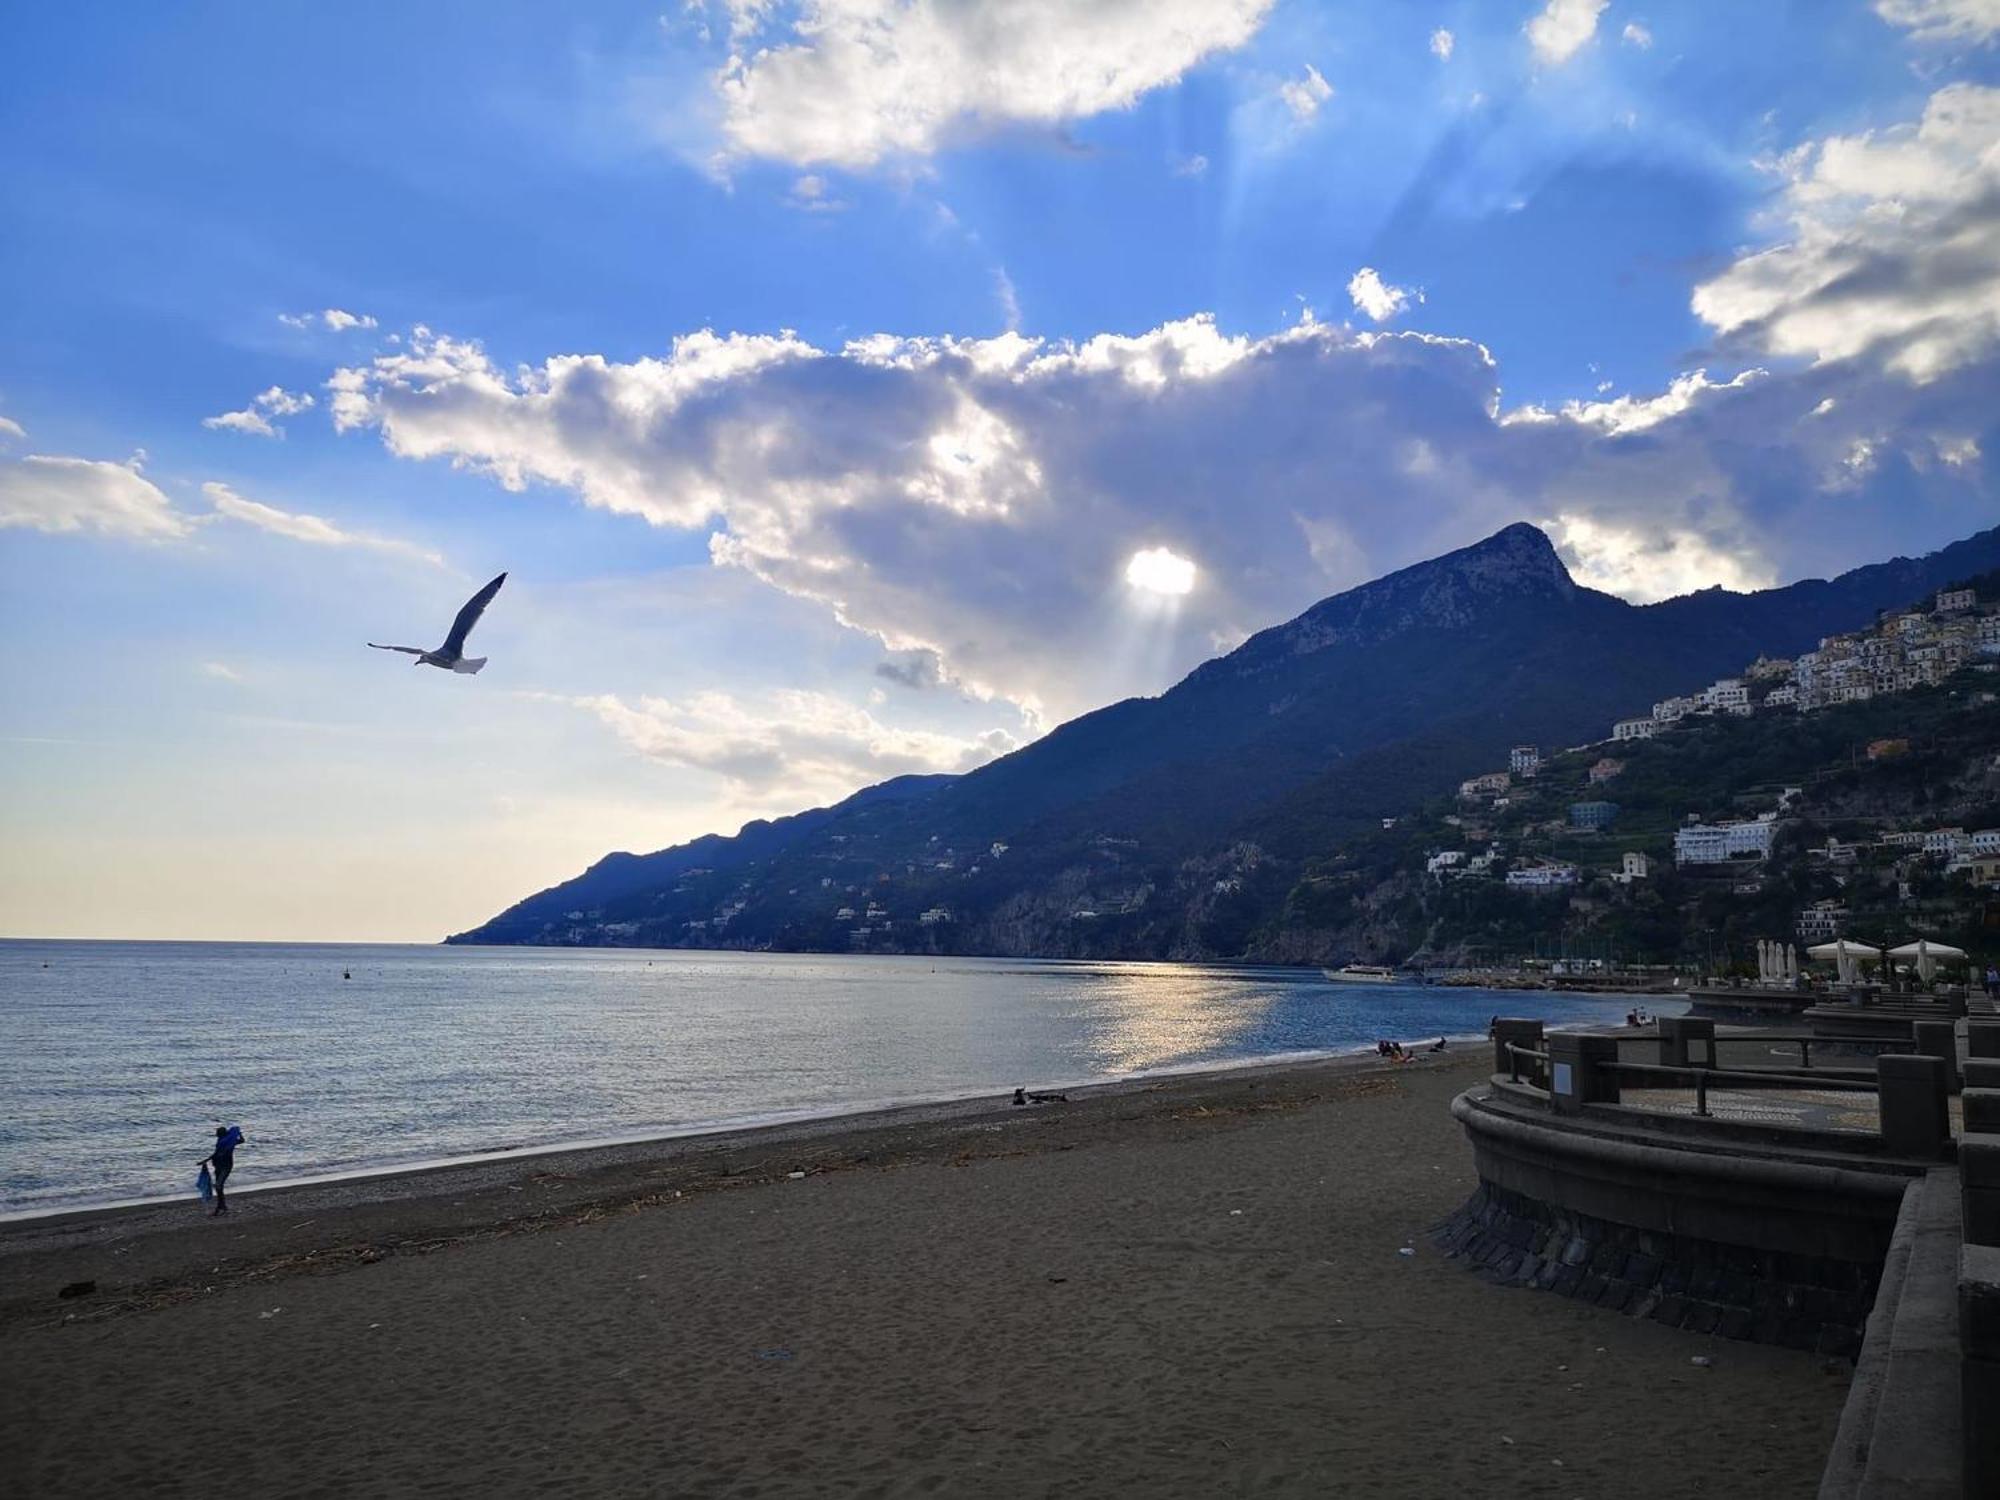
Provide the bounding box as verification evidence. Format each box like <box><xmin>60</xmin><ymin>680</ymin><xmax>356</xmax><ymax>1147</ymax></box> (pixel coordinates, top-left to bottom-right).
<box><xmin>200</xmin><ymin>1125</ymin><xmax>243</xmax><ymax>1217</ymax></box>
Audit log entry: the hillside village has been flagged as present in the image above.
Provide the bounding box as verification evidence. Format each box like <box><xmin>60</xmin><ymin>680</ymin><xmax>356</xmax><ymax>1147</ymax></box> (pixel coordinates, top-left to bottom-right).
<box><xmin>1366</xmin><ymin>577</ymin><xmax>2000</xmax><ymax>970</ymax></box>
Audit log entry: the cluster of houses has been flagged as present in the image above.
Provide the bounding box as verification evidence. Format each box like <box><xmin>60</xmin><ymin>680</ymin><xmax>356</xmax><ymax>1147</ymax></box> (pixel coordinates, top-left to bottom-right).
<box><xmin>1610</xmin><ymin>585</ymin><xmax>1998</xmax><ymax>742</ymax></box>
<box><xmin>1794</xmin><ymin>826</ymin><xmax>2000</xmax><ymax>940</ymax></box>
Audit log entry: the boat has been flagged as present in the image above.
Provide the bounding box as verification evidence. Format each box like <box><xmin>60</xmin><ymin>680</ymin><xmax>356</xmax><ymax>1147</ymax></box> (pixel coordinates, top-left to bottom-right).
<box><xmin>1322</xmin><ymin>964</ymin><xmax>1398</xmax><ymax>984</ymax></box>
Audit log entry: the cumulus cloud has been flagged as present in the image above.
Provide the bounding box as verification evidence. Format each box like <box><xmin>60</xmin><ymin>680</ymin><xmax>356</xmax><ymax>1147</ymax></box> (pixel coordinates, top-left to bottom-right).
<box><xmin>203</xmin><ymin>386</ymin><xmax>317</xmax><ymax>438</ymax></box>
<box><xmin>1430</xmin><ymin>28</ymin><xmax>1455</xmax><ymax>60</ymax></box>
<box><xmin>1875</xmin><ymin>0</ymin><xmax>2000</xmax><ymax>42</ymax></box>
<box><xmin>0</xmin><ymin>453</ymin><xmax>190</xmax><ymax>540</ymax></box>
<box><xmin>1347</xmin><ymin>267</ymin><xmax>1418</xmax><ymax>323</ymax></box>
<box><xmin>567</xmin><ymin>688</ymin><xmax>1017</xmax><ymax>803</ymax></box>
<box><xmin>714</xmin><ymin>0</ymin><xmax>1272</xmax><ymax>167</ymax></box>
<box><xmin>1278</xmin><ymin>64</ymin><xmax>1333</xmax><ymax>122</ymax></box>
<box><xmin>0</xmin><ymin>416</ymin><xmax>24</xmax><ymax>441</ymax></box>
<box><xmin>1526</xmin><ymin>0</ymin><xmax>1607</xmax><ymax>64</ymax></box>
<box><xmin>786</xmin><ymin>173</ymin><xmax>847</xmax><ymax>212</ymax></box>
<box><xmin>1621</xmin><ymin>21</ymin><xmax>1654</xmax><ymax>48</ymax></box>
<box><xmin>204</xmin><ymin>481</ymin><xmax>443</xmax><ymax>564</ymax></box>
<box><xmin>1544</xmin><ymin>513</ymin><xmax>1776</xmax><ymax>603</ymax></box>
<box><xmin>330</xmin><ymin>311</ymin><xmax>1998</xmax><ymax>726</ymax></box>
<box><xmin>281</xmin><ymin>309</ymin><xmax>379</xmax><ymax>332</ymax></box>
<box><xmin>1692</xmin><ymin>84</ymin><xmax>2000</xmax><ymax>381</ymax></box>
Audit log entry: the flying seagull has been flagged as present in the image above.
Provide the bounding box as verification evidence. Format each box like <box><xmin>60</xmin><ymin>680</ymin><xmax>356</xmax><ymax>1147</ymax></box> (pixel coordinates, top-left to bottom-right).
<box><xmin>369</xmin><ymin>572</ymin><xmax>507</xmax><ymax>674</ymax></box>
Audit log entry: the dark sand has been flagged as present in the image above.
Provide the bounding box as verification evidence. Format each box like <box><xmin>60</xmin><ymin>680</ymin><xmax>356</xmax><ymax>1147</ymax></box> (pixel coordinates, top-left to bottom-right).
<box><xmin>0</xmin><ymin>1053</ymin><xmax>1846</xmax><ymax>1497</ymax></box>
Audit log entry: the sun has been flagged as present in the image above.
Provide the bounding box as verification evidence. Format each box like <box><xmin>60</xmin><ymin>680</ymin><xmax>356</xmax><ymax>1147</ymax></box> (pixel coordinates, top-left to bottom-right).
<box><xmin>1124</xmin><ymin>547</ymin><xmax>1197</xmax><ymax>596</ymax></box>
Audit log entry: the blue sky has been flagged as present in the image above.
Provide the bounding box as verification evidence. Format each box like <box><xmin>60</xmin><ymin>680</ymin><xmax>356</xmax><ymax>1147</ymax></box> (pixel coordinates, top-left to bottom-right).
<box><xmin>3</xmin><ymin>0</ymin><xmax>1998</xmax><ymax>940</ymax></box>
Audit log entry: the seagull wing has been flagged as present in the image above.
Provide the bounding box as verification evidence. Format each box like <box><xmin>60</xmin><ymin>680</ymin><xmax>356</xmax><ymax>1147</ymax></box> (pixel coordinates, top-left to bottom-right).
<box><xmin>368</xmin><ymin>643</ymin><xmax>426</xmax><ymax>655</ymax></box>
<box><xmin>443</xmin><ymin>572</ymin><xmax>507</xmax><ymax>657</ymax></box>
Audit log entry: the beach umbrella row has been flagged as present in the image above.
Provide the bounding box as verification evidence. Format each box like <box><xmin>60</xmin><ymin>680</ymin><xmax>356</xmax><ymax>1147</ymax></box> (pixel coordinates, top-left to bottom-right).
<box><xmin>1804</xmin><ymin>938</ymin><xmax>1969</xmax><ymax>984</ymax></box>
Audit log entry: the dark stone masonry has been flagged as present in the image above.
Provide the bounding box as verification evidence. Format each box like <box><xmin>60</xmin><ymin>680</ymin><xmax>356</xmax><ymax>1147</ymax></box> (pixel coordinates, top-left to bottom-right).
<box><xmin>1435</xmin><ymin>1180</ymin><xmax>1876</xmax><ymax>1359</ymax></box>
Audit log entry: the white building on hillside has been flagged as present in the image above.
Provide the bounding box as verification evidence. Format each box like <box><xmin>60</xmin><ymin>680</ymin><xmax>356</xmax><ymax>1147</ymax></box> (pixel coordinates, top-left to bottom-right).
<box><xmin>1973</xmin><ymin>830</ymin><xmax>2000</xmax><ymax>857</ymax></box>
<box><xmin>1704</xmin><ymin>678</ymin><xmax>1751</xmax><ymax>714</ymax></box>
<box><xmin>1510</xmin><ymin>745</ymin><xmax>1542</xmax><ymax>776</ymax></box>
<box><xmin>1612</xmin><ymin>716</ymin><xmax>1657</xmax><ymax>742</ymax></box>
<box><xmin>1616</xmin><ymin>851</ymin><xmax>1651</xmax><ymax>883</ymax></box>
<box><xmin>1505</xmin><ymin>861</ymin><xmax>1578</xmax><ymax>889</ymax></box>
<box><xmin>1925</xmin><ymin>828</ymin><xmax>1970</xmax><ymax>858</ymax></box>
<box><xmin>1937</xmin><ymin>587</ymin><xmax>1977</xmax><ymax>613</ymax></box>
<box><xmin>1675</xmin><ymin>817</ymin><xmax>1779</xmax><ymax>865</ymax></box>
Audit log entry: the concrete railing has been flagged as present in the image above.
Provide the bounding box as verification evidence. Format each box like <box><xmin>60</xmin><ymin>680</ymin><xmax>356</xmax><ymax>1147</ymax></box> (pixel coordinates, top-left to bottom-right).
<box><xmin>1493</xmin><ymin>1018</ymin><xmax>1956</xmax><ymax>1161</ymax></box>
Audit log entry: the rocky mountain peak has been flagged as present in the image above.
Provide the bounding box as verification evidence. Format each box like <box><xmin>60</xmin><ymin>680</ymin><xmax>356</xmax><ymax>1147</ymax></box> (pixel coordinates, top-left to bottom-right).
<box><xmin>1221</xmin><ymin>521</ymin><xmax>1580</xmax><ymax>673</ymax></box>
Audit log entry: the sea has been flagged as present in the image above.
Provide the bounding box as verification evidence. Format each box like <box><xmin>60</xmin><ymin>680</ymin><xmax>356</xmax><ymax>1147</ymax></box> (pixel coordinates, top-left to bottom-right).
<box><xmin>0</xmin><ymin>941</ymin><xmax>1682</xmax><ymax>1217</ymax></box>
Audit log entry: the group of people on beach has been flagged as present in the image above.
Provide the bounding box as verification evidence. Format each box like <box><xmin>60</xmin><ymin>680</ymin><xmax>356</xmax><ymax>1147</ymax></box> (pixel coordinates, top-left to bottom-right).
<box><xmin>1376</xmin><ymin>1037</ymin><xmax>1447</xmax><ymax>1062</ymax></box>
<box><xmin>1624</xmin><ymin>1007</ymin><xmax>1654</xmax><ymax>1027</ymax></box>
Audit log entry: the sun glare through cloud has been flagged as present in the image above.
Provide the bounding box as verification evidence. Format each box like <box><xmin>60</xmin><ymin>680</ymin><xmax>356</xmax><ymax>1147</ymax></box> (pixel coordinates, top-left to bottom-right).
<box><xmin>1124</xmin><ymin>547</ymin><xmax>1198</xmax><ymax>597</ymax></box>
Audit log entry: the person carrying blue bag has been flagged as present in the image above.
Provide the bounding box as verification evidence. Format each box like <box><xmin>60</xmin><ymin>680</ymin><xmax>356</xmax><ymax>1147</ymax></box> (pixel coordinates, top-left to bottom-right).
<box><xmin>198</xmin><ymin>1125</ymin><xmax>244</xmax><ymax>1217</ymax></box>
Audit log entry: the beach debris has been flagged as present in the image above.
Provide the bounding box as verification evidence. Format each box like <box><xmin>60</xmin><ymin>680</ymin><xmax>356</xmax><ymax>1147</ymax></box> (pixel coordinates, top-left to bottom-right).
<box><xmin>1690</xmin><ymin>1355</ymin><xmax>1713</xmax><ymax>1368</ymax></box>
<box><xmin>259</xmin><ymin>1307</ymin><xmax>282</xmax><ymax>1319</ymax></box>
<box><xmin>1229</xmin><ymin>1209</ymin><xmax>1244</xmax><ymax>1216</ymax></box>
<box><xmin>755</xmin><ymin>1347</ymin><xmax>794</xmax><ymax>1362</ymax></box>
<box><xmin>1551</xmin><ymin>1459</ymin><xmax>1565</xmax><ymax>1468</ymax></box>
<box><xmin>1047</xmin><ymin>1276</ymin><xmax>1068</xmax><ymax>1284</ymax></box>
<box><xmin>57</xmin><ymin>1280</ymin><xmax>96</xmax><ymax>1299</ymax></box>
<box><xmin>1556</xmin><ymin>1364</ymin><xmax>1568</xmax><ymax>1372</ymax></box>
<box><xmin>1397</xmin><ymin>1246</ymin><xmax>1416</xmax><ymax>1257</ymax></box>
<box><xmin>787</xmin><ymin>1171</ymin><xmax>806</xmax><ymax>1180</ymax></box>
<box><xmin>1500</xmin><ymin>1436</ymin><xmax>1515</xmax><ymax>1446</ymax></box>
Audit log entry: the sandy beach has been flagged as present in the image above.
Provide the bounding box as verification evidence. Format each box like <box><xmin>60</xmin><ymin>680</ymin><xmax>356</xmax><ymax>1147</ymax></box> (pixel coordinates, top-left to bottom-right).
<box><xmin>0</xmin><ymin>1051</ymin><xmax>1845</xmax><ymax>1497</ymax></box>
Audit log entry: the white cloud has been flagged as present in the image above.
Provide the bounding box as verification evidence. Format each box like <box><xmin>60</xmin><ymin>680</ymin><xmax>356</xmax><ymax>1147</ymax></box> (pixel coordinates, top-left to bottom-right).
<box><xmin>715</xmin><ymin>0</ymin><xmax>1273</xmax><ymax>168</ymax></box>
<box><xmin>203</xmin><ymin>481</ymin><xmax>443</xmax><ymax>565</ymax></box>
<box><xmin>1172</xmin><ymin>152</ymin><xmax>1209</xmax><ymax>177</ymax></box>
<box><xmin>1691</xmin><ymin>84</ymin><xmax>2000</xmax><ymax>381</ymax></box>
<box><xmin>1278</xmin><ymin>64</ymin><xmax>1333</xmax><ymax>122</ymax></box>
<box><xmin>1621</xmin><ymin>21</ymin><xmax>1653</xmax><ymax>48</ymax></box>
<box><xmin>203</xmin><ymin>386</ymin><xmax>317</xmax><ymax>438</ymax></box>
<box><xmin>1347</xmin><ymin>266</ymin><xmax>1416</xmax><ymax>322</ymax></box>
<box><xmin>1526</xmin><ymin>0</ymin><xmax>1607</xmax><ymax>65</ymax></box>
<box><xmin>1430</xmin><ymin>27</ymin><xmax>1454</xmax><ymax>60</ymax></box>
<box><xmin>201</xmin><ymin>661</ymin><xmax>244</xmax><ymax>683</ymax></box>
<box><xmin>1517</xmin><ymin>368</ymin><xmax>1766</xmax><ymax>436</ymax></box>
<box><xmin>0</xmin><ymin>416</ymin><xmax>24</xmax><ymax>441</ymax></box>
<box><xmin>281</xmin><ymin>309</ymin><xmax>380</xmax><ymax>333</ymax></box>
<box><xmin>332</xmin><ymin>314</ymin><xmax>1998</xmax><ymax>724</ymax></box>
<box><xmin>1874</xmin><ymin>0</ymin><xmax>2000</xmax><ymax>42</ymax></box>
<box><xmin>785</xmin><ymin>173</ymin><xmax>847</xmax><ymax>212</ymax></box>
<box><xmin>567</xmin><ymin>688</ymin><xmax>1017</xmax><ymax>803</ymax></box>
<box><xmin>0</xmin><ymin>454</ymin><xmax>190</xmax><ymax>540</ymax></box>
<box><xmin>1544</xmin><ymin>514</ymin><xmax>1776</xmax><ymax>603</ymax></box>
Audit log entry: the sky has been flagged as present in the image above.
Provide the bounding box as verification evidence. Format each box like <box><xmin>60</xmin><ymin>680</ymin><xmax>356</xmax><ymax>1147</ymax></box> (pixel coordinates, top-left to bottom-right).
<box><xmin>3</xmin><ymin>0</ymin><xmax>1998</xmax><ymax>942</ymax></box>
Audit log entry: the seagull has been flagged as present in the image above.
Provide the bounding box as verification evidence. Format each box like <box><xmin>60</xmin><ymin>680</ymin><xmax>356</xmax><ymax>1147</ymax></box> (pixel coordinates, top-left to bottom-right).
<box><xmin>369</xmin><ymin>572</ymin><xmax>507</xmax><ymax>674</ymax></box>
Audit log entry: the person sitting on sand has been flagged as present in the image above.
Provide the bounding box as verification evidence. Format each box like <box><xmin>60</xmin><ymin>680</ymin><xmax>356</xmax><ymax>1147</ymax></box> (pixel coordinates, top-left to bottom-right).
<box><xmin>199</xmin><ymin>1124</ymin><xmax>242</xmax><ymax>1217</ymax></box>
<box><xmin>1429</xmin><ymin>1036</ymin><xmax>1446</xmax><ymax>1053</ymax></box>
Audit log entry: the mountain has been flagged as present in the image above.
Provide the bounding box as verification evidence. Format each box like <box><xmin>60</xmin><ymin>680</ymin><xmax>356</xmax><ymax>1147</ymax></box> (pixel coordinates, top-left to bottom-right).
<box><xmin>450</xmin><ymin>520</ymin><xmax>2000</xmax><ymax>955</ymax></box>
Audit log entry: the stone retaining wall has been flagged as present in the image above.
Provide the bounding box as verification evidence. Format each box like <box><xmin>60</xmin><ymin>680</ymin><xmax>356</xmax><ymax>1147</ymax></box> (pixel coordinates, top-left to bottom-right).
<box><xmin>1435</xmin><ymin>1180</ymin><xmax>1877</xmax><ymax>1358</ymax></box>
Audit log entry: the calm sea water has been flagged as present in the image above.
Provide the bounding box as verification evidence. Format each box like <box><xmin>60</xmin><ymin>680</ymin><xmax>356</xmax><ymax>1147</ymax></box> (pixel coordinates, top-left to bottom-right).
<box><xmin>0</xmin><ymin>941</ymin><xmax>1681</xmax><ymax>1215</ymax></box>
